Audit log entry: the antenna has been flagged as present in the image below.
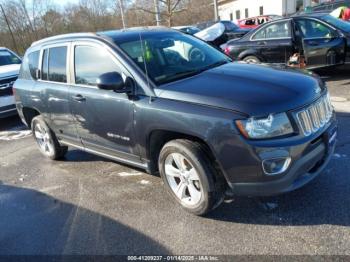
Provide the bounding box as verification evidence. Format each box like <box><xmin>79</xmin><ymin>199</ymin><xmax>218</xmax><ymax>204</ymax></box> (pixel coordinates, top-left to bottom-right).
<box><xmin>138</xmin><ymin>33</ymin><xmax>153</xmax><ymax>103</ymax></box>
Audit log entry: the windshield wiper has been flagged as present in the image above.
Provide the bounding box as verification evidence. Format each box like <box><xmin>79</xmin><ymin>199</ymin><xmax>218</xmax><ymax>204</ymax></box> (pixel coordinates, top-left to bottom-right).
<box><xmin>158</xmin><ymin>60</ymin><xmax>230</xmax><ymax>85</ymax></box>
<box><xmin>198</xmin><ymin>60</ymin><xmax>229</xmax><ymax>73</ymax></box>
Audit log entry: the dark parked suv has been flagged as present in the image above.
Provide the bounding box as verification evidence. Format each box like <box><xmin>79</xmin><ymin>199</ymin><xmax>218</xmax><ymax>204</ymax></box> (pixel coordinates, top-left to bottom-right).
<box><xmin>14</xmin><ymin>28</ymin><xmax>337</xmax><ymax>215</ymax></box>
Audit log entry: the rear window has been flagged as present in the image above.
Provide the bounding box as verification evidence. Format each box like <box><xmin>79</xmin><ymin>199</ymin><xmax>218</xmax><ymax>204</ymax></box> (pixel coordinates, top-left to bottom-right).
<box><xmin>19</xmin><ymin>51</ymin><xmax>39</xmax><ymax>80</ymax></box>
<box><xmin>41</xmin><ymin>46</ymin><xmax>67</xmax><ymax>83</ymax></box>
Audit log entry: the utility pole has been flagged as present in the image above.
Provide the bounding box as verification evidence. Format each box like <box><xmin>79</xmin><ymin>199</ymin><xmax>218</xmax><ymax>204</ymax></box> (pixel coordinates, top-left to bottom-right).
<box><xmin>0</xmin><ymin>4</ymin><xmax>19</xmax><ymax>53</ymax></box>
<box><xmin>154</xmin><ymin>0</ymin><xmax>161</xmax><ymax>26</ymax></box>
<box><xmin>213</xmin><ymin>0</ymin><xmax>219</xmax><ymax>21</ymax></box>
<box><xmin>118</xmin><ymin>0</ymin><xmax>127</xmax><ymax>29</ymax></box>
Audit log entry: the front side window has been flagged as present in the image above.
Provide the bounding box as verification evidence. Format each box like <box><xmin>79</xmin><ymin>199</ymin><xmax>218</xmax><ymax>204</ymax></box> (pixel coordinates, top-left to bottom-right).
<box><xmin>118</xmin><ymin>32</ymin><xmax>231</xmax><ymax>85</ymax></box>
<box><xmin>74</xmin><ymin>45</ymin><xmax>121</xmax><ymax>86</ymax></box>
<box><xmin>252</xmin><ymin>21</ymin><xmax>291</xmax><ymax>40</ymax></box>
<box><xmin>0</xmin><ymin>50</ymin><xmax>21</xmax><ymax>66</ymax></box>
<box><xmin>41</xmin><ymin>46</ymin><xmax>67</xmax><ymax>83</ymax></box>
<box><xmin>296</xmin><ymin>19</ymin><xmax>333</xmax><ymax>38</ymax></box>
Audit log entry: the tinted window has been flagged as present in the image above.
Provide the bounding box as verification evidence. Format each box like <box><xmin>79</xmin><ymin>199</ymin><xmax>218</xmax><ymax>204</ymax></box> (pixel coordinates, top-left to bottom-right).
<box><xmin>19</xmin><ymin>51</ymin><xmax>39</xmax><ymax>80</ymax></box>
<box><xmin>296</xmin><ymin>19</ymin><xmax>333</xmax><ymax>38</ymax></box>
<box><xmin>0</xmin><ymin>50</ymin><xmax>21</xmax><ymax>66</ymax></box>
<box><xmin>28</xmin><ymin>52</ymin><xmax>40</xmax><ymax>79</ymax></box>
<box><xmin>41</xmin><ymin>49</ymin><xmax>49</xmax><ymax>81</ymax></box>
<box><xmin>75</xmin><ymin>46</ymin><xmax>121</xmax><ymax>86</ymax></box>
<box><xmin>48</xmin><ymin>46</ymin><xmax>67</xmax><ymax>83</ymax></box>
<box><xmin>252</xmin><ymin>21</ymin><xmax>291</xmax><ymax>40</ymax></box>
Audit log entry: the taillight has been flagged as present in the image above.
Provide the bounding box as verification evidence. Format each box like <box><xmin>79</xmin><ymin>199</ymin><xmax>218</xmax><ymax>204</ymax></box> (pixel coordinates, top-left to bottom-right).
<box><xmin>224</xmin><ymin>46</ymin><xmax>233</xmax><ymax>57</ymax></box>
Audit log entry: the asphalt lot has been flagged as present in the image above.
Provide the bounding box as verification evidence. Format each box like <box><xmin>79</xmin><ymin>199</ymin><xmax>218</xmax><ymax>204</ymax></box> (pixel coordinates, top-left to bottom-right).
<box><xmin>0</xmin><ymin>68</ymin><xmax>349</xmax><ymax>255</ymax></box>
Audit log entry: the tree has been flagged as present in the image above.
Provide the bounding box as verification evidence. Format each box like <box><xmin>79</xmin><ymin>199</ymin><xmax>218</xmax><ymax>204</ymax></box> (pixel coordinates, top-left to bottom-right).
<box><xmin>135</xmin><ymin>0</ymin><xmax>186</xmax><ymax>27</ymax></box>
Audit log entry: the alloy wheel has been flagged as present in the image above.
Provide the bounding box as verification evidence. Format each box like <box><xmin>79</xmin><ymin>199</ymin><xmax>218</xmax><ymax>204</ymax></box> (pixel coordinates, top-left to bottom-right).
<box><xmin>34</xmin><ymin>123</ymin><xmax>54</xmax><ymax>156</ymax></box>
<box><xmin>164</xmin><ymin>152</ymin><xmax>202</xmax><ymax>206</ymax></box>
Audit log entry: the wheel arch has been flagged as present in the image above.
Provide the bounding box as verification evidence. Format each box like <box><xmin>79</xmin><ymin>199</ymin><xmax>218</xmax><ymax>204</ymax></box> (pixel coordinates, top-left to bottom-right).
<box><xmin>146</xmin><ymin>129</ymin><xmax>226</xmax><ymax>185</ymax></box>
<box><xmin>22</xmin><ymin>107</ymin><xmax>41</xmax><ymax>128</ymax></box>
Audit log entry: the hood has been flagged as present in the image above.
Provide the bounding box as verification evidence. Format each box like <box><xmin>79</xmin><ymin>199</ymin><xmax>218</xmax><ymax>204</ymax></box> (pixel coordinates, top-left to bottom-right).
<box><xmin>155</xmin><ymin>63</ymin><xmax>324</xmax><ymax>117</ymax></box>
<box><xmin>0</xmin><ymin>64</ymin><xmax>20</xmax><ymax>79</ymax></box>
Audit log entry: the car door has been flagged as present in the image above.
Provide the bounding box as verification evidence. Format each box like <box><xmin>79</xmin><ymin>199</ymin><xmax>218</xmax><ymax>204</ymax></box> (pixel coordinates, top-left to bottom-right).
<box><xmin>69</xmin><ymin>41</ymin><xmax>139</xmax><ymax>161</ymax></box>
<box><xmin>249</xmin><ymin>20</ymin><xmax>294</xmax><ymax>63</ymax></box>
<box><xmin>36</xmin><ymin>43</ymin><xmax>80</xmax><ymax>145</ymax></box>
<box><xmin>295</xmin><ymin>18</ymin><xmax>346</xmax><ymax>68</ymax></box>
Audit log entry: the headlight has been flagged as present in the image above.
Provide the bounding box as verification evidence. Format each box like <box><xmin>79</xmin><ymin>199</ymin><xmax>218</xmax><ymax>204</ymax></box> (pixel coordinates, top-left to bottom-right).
<box><xmin>236</xmin><ymin>113</ymin><xmax>293</xmax><ymax>139</ymax></box>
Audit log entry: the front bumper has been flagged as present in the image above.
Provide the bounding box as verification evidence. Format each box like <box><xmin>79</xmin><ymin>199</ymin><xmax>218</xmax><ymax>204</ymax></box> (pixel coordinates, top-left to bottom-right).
<box><xmin>225</xmin><ymin>119</ymin><xmax>337</xmax><ymax>197</ymax></box>
<box><xmin>0</xmin><ymin>95</ymin><xmax>17</xmax><ymax>118</ymax></box>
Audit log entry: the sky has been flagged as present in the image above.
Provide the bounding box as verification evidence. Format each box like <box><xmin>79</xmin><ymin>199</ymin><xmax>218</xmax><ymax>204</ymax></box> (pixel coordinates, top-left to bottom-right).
<box><xmin>53</xmin><ymin>0</ymin><xmax>79</xmax><ymax>6</ymax></box>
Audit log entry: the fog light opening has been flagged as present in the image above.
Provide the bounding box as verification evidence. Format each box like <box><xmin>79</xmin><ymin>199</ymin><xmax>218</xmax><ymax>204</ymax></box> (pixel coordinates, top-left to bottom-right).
<box><xmin>262</xmin><ymin>157</ymin><xmax>291</xmax><ymax>176</ymax></box>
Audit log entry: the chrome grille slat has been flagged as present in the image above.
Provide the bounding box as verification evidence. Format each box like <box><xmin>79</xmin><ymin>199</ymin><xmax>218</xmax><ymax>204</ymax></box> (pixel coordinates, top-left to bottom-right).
<box><xmin>296</xmin><ymin>94</ymin><xmax>333</xmax><ymax>136</ymax></box>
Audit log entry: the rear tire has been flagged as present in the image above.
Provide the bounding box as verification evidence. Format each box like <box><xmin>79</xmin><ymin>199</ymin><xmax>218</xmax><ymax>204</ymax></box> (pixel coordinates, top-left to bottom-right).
<box><xmin>158</xmin><ymin>139</ymin><xmax>224</xmax><ymax>215</ymax></box>
<box><xmin>31</xmin><ymin>115</ymin><xmax>68</xmax><ymax>160</ymax></box>
<box><xmin>243</xmin><ymin>55</ymin><xmax>260</xmax><ymax>63</ymax></box>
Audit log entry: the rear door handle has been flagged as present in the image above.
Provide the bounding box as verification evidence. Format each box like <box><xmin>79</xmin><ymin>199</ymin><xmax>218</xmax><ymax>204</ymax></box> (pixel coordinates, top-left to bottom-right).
<box><xmin>257</xmin><ymin>41</ymin><xmax>267</xmax><ymax>46</ymax></box>
<box><xmin>72</xmin><ymin>94</ymin><xmax>86</xmax><ymax>102</ymax></box>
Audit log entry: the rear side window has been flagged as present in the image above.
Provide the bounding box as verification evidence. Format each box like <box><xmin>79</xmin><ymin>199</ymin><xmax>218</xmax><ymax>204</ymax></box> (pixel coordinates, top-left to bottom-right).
<box><xmin>19</xmin><ymin>51</ymin><xmax>39</xmax><ymax>80</ymax></box>
<box><xmin>252</xmin><ymin>21</ymin><xmax>291</xmax><ymax>40</ymax></box>
<box><xmin>41</xmin><ymin>46</ymin><xmax>67</xmax><ymax>83</ymax></box>
<box><xmin>74</xmin><ymin>45</ymin><xmax>121</xmax><ymax>86</ymax></box>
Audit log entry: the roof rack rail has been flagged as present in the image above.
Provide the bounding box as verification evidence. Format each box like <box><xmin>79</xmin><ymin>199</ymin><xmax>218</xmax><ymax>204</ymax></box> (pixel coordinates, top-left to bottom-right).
<box><xmin>31</xmin><ymin>33</ymin><xmax>96</xmax><ymax>47</ymax></box>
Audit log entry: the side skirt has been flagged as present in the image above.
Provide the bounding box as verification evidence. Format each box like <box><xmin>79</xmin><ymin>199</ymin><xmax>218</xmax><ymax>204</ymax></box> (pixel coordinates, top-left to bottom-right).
<box><xmin>60</xmin><ymin>140</ymin><xmax>149</xmax><ymax>171</ymax></box>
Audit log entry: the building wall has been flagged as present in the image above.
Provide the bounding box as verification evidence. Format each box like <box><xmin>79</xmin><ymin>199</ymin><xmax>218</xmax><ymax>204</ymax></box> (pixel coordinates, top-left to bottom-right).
<box><xmin>218</xmin><ymin>0</ymin><xmax>314</xmax><ymax>21</ymax></box>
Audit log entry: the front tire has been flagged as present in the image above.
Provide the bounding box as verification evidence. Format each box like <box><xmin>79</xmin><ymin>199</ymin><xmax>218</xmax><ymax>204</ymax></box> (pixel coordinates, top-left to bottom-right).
<box><xmin>31</xmin><ymin>115</ymin><xmax>68</xmax><ymax>160</ymax></box>
<box><xmin>158</xmin><ymin>139</ymin><xmax>224</xmax><ymax>215</ymax></box>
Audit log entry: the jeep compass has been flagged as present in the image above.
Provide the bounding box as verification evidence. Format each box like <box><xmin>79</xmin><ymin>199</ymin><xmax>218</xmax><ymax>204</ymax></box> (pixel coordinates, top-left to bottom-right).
<box><xmin>14</xmin><ymin>28</ymin><xmax>337</xmax><ymax>215</ymax></box>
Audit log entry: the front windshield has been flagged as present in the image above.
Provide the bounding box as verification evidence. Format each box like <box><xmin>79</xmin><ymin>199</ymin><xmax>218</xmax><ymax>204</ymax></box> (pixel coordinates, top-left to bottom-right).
<box><xmin>322</xmin><ymin>15</ymin><xmax>350</xmax><ymax>33</ymax></box>
<box><xmin>118</xmin><ymin>32</ymin><xmax>231</xmax><ymax>85</ymax></box>
<box><xmin>0</xmin><ymin>50</ymin><xmax>21</xmax><ymax>66</ymax></box>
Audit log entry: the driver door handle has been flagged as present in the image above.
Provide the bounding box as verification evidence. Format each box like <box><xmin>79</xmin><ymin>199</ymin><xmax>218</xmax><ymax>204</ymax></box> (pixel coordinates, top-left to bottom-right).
<box><xmin>72</xmin><ymin>94</ymin><xmax>86</xmax><ymax>102</ymax></box>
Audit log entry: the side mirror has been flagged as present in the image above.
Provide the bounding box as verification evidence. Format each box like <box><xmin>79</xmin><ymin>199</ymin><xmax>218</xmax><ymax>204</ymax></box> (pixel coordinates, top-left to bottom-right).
<box><xmin>97</xmin><ymin>72</ymin><xmax>125</xmax><ymax>92</ymax></box>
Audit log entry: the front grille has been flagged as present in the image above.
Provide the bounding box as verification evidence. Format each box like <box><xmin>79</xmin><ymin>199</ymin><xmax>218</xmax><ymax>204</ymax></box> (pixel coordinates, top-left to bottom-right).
<box><xmin>296</xmin><ymin>94</ymin><xmax>333</xmax><ymax>136</ymax></box>
<box><xmin>0</xmin><ymin>76</ymin><xmax>17</xmax><ymax>97</ymax></box>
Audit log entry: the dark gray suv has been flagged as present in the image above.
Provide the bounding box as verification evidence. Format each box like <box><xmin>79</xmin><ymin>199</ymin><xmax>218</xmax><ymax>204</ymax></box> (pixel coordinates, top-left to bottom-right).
<box><xmin>14</xmin><ymin>28</ymin><xmax>337</xmax><ymax>215</ymax></box>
